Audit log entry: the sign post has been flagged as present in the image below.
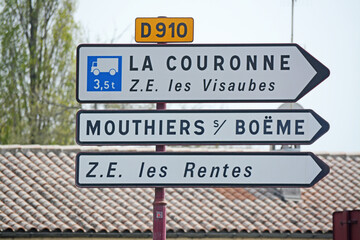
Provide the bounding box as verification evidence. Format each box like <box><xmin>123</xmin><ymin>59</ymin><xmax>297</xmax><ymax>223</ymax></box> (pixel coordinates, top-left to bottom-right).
<box><xmin>154</xmin><ymin>103</ymin><xmax>166</xmax><ymax>240</ymax></box>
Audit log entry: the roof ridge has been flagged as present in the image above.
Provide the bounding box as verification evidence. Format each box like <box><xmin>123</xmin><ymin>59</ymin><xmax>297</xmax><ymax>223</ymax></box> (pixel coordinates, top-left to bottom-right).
<box><xmin>0</xmin><ymin>145</ymin><xmax>80</xmax><ymax>155</ymax></box>
<box><xmin>0</xmin><ymin>145</ymin><xmax>360</xmax><ymax>156</ymax></box>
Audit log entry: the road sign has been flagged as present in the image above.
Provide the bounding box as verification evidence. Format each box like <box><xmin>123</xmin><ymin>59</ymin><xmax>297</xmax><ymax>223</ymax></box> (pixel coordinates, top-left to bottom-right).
<box><xmin>76</xmin><ymin>44</ymin><xmax>329</xmax><ymax>103</ymax></box>
<box><xmin>135</xmin><ymin>17</ymin><xmax>194</xmax><ymax>43</ymax></box>
<box><xmin>75</xmin><ymin>152</ymin><xmax>329</xmax><ymax>188</ymax></box>
<box><xmin>76</xmin><ymin>109</ymin><xmax>329</xmax><ymax>145</ymax></box>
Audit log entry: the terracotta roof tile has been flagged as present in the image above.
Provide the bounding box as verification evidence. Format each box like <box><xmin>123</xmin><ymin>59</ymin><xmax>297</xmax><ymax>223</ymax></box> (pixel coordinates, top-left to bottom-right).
<box><xmin>1</xmin><ymin>147</ymin><xmax>360</xmax><ymax>235</ymax></box>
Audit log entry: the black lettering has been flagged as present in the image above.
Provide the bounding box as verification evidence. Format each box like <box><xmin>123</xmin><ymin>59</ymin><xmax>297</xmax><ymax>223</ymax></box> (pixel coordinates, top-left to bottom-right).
<box><xmin>249</xmin><ymin>120</ymin><xmax>259</xmax><ymax>135</ymax></box>
<box><xmin>259</xmin><ymin>82</ymin><xmax>266</xmax><ymax>91</ymax></box>
<box><xmin>197</xmin><ymin>55</ymin><xmax>207</xmax><ymax>70</ymax></box>
<box><xmin>147</xmin><ymin>166</ymin><xmax>156</xmax><ymax>178</ymax></box>
<box><xmin>277</xmin><ymin>120</ymin><xmax>290</xmax><ymax>135</ymax></box>
<box><xmin>269</xmin><ymin>82</ymin><xmax>275</xmax><ymax>91</ymax></box>
<box><xmin>167</xmin><ymin>56</ymin><xmax>176</xmax><ymax>71</ymax></box>
<box><xmin>168</xmin><ymin>79</ymin><xmax>173</xmax><ymax>91</ymax></box>
<box><xmin>119</xmin><ymin>120</ymin><xmax>129</xmax><ymax>135</ymax></box>
<box><xmin>175</xmin><ymin>82</ymin><xmax>181</xmax><ymax>91</ymax></box>
<box><xmin>232</xmin><ymin>166</ymin><xmax>241</xmax><ymax>177</ymax></box>
<box><xmin>141</xmin><ymin>23</ymin><xmax>151</xmax><ymax>38</ymax></box>
<box><xmin>214</xmin><ymin>55</ymin><xmax>224</xmax><ymax>70</ymax></box>
<box><xmin>159</xmin><ymin>120</ymin><xmax>163</xmax><ymax>135</ymax></box>
<box><xmin>248</xmin><ymin>79</ymin><xmax>256</xmax><ymax>91</ymax></box>
<box><xmin>184</xmin><ymin>82</ymin><xmax>191</xmax><ymax>91</ymax></box>
<box><xmin>210</xmin><ymin>166</ymin><xmax>220</xmax><ymax>178</ymax></box>
<box><xmin>295</xmin><ymin>120</ymin><xmax>305</xmax><ymax>135</ymax></box>
<box><xmin>130</xmin><ymin>79</ymin><xmax>139</xmax><ymax>92</ymax></box>
<box><xmin>86</xmin><ymin>120</ymin><xmax>100</xmax><ymax>135</ymax></box>
<box><xmin>264</xmin><ymin>55</ymin><xmax>274</xmax><ymax>70</ymax></box>
<box><xmin>194</xmin><ymin>120</ymin><xmax>205</xmax><ymax>135</ymax></box>
<box><xmin>130</xmin><ymin>56</ymin><xmax>138</xmax><ymax>71</ymax></box>
<box><xmin>86</xmin><ymin>162</ymin><xmax>98</xmax><ymax>178</ymax></box>
<box><xmin>237</xmin><ymin>82</ymin><xmax>245</xmax><ymax>91</ymax></box>
<box><xmin>281</xmin><ymin>55</ymin><xmax>290</xmax><ymax>70</ymax></box>
<box><xmin>177</xmin><ymin>23</ymin><xmax>187</xmax><ymax>38</ymax></box>
<box><xmin>167</xmin><ymin>120</ymin><xmax>176</xmax><ymax>135</ymax></box>
<box><xmin>180</xmin><ymin>120</ymin><xmax>190</xmax><ymax>135</ymax></box>
<box><xmin>247</xmin><ymin>55</ymin><xmax>257</xmax><ymax>70</ymax></box>
<box><xmin>219</xmin><ymin>82</ymin><xmax>225</xmax><ymax>91</ymax></box>
<box><xmin>142</xmin><ymin>56</ymin><xmax>153</xmax><ymax>71</ymax></box>
<box><xmin>223</xmin><ymin>164</ymin><xmax>229</xmax><ymax>177</ymax></box>
<box><xmin>244</xmin><ymin>166</ymin><xmax>252</xmax><ymax>177</ymax></box>
<box><xmin>132</xmin><ymin>120</ymin><xmax>141</xmax><ymax>135</ymax></box>
<box><xmin>228</xmin><ymin>82</ymin><xmax>235</xmax><ymax>91</ymax></box>
<box><xmin>236</xmin><ymin>120</ymin><xmax>245</xmax><ymax>134</ymax></box>
<box><xmin>159</xmin><ymin>166</ymin><xmax>167</xmax><ymax>178</ymax></box>
<box><xmin>139</xmin><ymin>162</ymin><xmax>145</xmax><ymax>177</ymax></box>
<box><xmin>184</xmin><ymin>162</ymin><xmax>195</xmax><ymax>177</ymax></box>
<box><xmin>264</xmin><ymin>117</ymin><xmax>273</xmax><ymax>135</ymax></box>
<box><xmin>156</xmin><ymin>23</ymin><xmax>166</xmax><ymax>37</ymax></box>
<box><xmin>203</xmin><ymin>79</ymin><xmax>212</xmax><ymax>91</ymax></box>
<box><xmin>107</xmin><ymin>162</ymin><xmax>117</xmax><ymax>177</ymax></box>
<box><xmin>230</xmin><ymin>55</ymin><xmax>241</xmax><ymax>70</ymax></box>
<box><xmin>181</xmin><ymin>56</ymin><xmax>191</xmax><ymax>70</ymax></box>
<box><xmin>198</xmin><ymin>167</ymin><xmax>206</xmax><ymax>178</ymax></box>
<box><xmin>105</xmin><ymin>120</ymin><xmax>115</xmax><ymax>135</ymax></box>
<box><xmin>212</xmin><ymin>79</ymin><xmax>217</xmax><ymax>91</ymax></box>
<box><xmin>144</xmin><ymin>120</ymin><xmax>155</xmax><ymax>135</ymax></box>
<box><xmin>146</xmin><ymin>79</ymin><xmax>154</xmax><ymax>91</ymax></box>
<box><xmin>169</xmin><ymin>22</ymin><xmax>175</xmax><ymax>37</ymax></box>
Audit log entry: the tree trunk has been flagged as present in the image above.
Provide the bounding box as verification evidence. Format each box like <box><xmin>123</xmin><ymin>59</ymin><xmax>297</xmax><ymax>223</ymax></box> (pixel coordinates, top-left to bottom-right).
<box><xmin>28</xmin><ymin>0</ymin><xmax>39</xmax><ymax>144</ymax></box>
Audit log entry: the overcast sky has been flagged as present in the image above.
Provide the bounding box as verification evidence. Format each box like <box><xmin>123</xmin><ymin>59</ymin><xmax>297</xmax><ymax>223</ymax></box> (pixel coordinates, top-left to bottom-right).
<box><xmin>75</xmin><ymin>0</ymin><xmax>360</xmax><ymax>153</ymax></box>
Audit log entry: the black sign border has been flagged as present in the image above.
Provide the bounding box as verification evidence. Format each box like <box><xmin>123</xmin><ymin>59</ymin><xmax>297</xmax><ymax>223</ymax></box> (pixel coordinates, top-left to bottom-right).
<box><xmin>75</xmin><ymin>151</ymin><xmax>330</xmax><ymax>188</ymax></box>
<box><xmin>76</xmin><ymin>43</ymin><xmax>330</xmax><ymax>103</ymax></box>
<box><xmin>75</xmin><ymin>109</ymin><xmax>330</xmax><ymax>145</ymax></box>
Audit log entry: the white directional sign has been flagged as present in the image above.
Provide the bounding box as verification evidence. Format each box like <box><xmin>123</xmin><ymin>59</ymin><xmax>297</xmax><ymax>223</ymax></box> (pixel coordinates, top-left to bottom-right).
<box><xmin>75</xmin><ymin>152</ymin><xmax>329</xmax><ymax>188</ymax></box>
<box><xmin>76</xmin><ymin>109</ymin><xmax>329</xmax><ymax>145</ymax></box>
<box><xmin>76</xmin><ymin>44</ymin><xmax>329</xmax><ymax>103</ymax></box>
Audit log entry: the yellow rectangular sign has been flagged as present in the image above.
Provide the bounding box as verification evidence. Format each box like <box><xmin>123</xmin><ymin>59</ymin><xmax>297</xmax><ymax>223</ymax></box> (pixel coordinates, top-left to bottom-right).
<box><xmin>135</xmin><ymin>17</ymin><xmax>194</xmax><ymax>43</ymax></box>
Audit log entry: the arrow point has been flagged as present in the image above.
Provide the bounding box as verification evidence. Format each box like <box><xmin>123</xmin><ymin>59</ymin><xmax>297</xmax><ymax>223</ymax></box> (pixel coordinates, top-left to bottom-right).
<box><xmin>308</xmin><ymin>110</ymin><xmax>330</xmax><ymax>144</ymax></box>
<box><xmin>309</xmin><ymin>153</ymin><xmax>330</xmax><ymax>187</ymax></box>
<box><xmin>294</xmin><ymin>45</ymin><xmax>330</xmax><ymax>101</ymax></box>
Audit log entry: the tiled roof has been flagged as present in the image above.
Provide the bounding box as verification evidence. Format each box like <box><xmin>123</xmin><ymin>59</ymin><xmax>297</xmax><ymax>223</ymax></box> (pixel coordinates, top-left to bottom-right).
<box><xmin>0</xmin><ymin>145</ymin><xmax>359</xmax><ymax>237</ymax></box>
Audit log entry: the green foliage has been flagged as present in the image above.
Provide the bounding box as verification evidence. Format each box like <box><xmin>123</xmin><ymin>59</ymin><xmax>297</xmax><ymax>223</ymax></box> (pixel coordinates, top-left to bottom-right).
<box><xmin>0</xmin><ymin>0</ymin><xmax>79</xmax><ymax>144</ymax></box>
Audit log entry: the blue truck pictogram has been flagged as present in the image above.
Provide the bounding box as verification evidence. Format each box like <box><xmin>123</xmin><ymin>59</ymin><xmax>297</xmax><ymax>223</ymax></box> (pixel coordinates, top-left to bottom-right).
<box><xmin>87</xmin><ymin>56</ymin><xmax>122</xmax><ymax>92</ymax></box>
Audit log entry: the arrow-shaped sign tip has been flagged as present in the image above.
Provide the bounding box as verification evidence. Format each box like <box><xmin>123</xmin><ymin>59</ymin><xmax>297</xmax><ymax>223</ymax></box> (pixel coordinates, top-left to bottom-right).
<box><xmin>308</xmin><ymin>110</ymin><xmax>330</xmax><ymax>144</ymax></box>
<box><xmin>295</xmin><ymin>44</ymin><xmax>330</xmax><ymax>101</ymax></box>
<box><xmin>309</xmin><ymin>152</ymin><xmax>330</xmax><ymax>187</ymax></box>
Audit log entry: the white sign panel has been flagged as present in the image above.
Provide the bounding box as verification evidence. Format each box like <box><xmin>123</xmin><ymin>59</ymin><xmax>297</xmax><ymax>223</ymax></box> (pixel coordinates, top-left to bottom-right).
<box><xmin>76</xmin><ymin>109</ymin><xmax>329</xmax><ymax>145</ymax></box>
<box><xmin>76</xmin><ymin>44</ymin><xmax>329</xmax><ymax>103</ymax></box>
<box><xmin>75</xmin><ymin>152</ymin><xmax>329</xmax><ymax>188</ymax></box>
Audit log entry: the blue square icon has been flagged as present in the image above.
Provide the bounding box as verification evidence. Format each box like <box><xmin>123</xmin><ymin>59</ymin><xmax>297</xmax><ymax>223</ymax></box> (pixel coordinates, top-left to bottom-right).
<box><xmin>87</xmin><ymin>56</ymin><xmax>122</xmax><ymax>91</ymax></box>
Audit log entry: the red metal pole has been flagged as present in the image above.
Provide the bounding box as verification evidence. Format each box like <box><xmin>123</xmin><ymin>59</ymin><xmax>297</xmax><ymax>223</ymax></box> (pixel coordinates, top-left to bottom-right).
<box><xmin>153</xmin><ymin>102</ymin><xmax>166</xmax><ymax>240</ymax></box>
